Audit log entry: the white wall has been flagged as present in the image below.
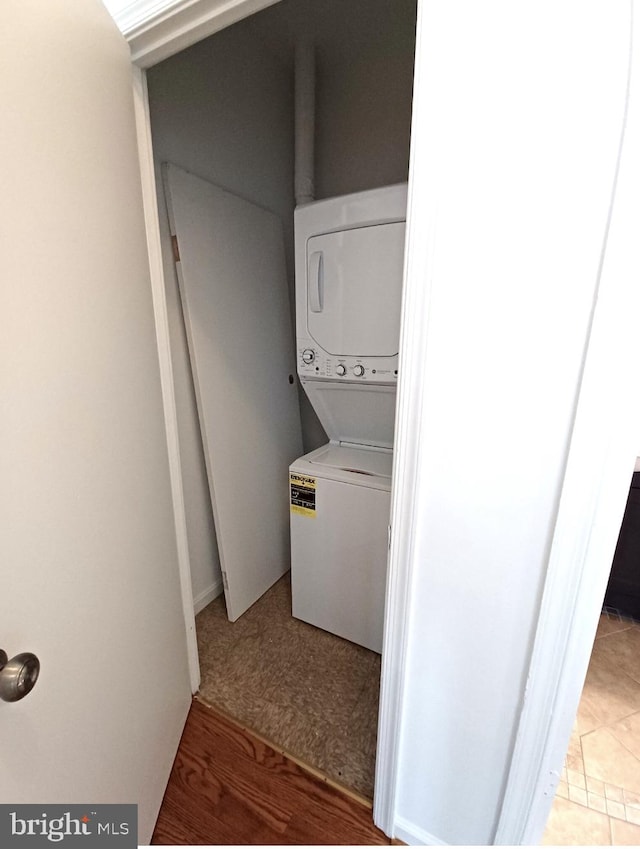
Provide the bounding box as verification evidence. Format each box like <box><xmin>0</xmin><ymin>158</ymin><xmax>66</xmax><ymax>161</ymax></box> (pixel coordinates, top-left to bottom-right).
<box><xmin>391</xmin><ymin>2</ymin><xmax>631</xmax><ymax>844</ymax></box>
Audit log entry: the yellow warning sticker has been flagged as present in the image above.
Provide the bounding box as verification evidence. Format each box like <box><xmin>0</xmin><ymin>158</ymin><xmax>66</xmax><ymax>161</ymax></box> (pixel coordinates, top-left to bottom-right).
<box><xmin>290</xmin><ymin>473</ymin><xmax>316</xmax><ymax>518</ymax></box>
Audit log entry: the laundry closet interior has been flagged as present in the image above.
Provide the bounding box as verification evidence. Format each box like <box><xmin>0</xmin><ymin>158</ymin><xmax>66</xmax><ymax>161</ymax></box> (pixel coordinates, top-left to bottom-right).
<box><xmin>146</xmin><ymin>0</ymin><xmax>417</xmax><ymax>799</ymax></box>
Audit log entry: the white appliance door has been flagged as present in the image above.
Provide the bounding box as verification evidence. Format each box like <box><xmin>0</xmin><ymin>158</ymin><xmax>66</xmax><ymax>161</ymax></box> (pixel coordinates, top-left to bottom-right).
<box><xmin>307</xmin><ymin>222</ymin><xmax>405</xmax><ymax>356</ymax></box>
<box><xmin>163</xmin><ymin>165</ymin><xmax>303</xmax><ymax>621</ymax></box>
<box><xmin>302</xmin><ymin>381</ymin><xmax>397</xmax><ymax>448</ymax></box>
<box><xmin>0</xmin><ymin>1</ymin><xmax>192</xmax><ymax>843</ymax></box>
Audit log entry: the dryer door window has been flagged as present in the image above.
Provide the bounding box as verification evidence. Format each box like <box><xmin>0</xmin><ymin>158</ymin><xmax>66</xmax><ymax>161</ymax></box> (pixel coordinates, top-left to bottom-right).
<box><xmin>306</xmin><ymin>221</ymin><xmax>405</xmax><ymax>357</ymax></box>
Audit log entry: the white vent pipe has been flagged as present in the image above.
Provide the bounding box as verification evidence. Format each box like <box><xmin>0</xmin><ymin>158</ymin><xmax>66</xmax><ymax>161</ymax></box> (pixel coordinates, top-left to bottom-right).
<box><xmin>294</xmin><ymin>41</ymin><xmax>315</xmax><ymax>206</ymax></box>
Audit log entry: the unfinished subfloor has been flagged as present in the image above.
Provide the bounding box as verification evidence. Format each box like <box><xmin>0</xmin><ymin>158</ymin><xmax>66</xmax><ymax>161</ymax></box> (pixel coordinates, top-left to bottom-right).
<box><xmin>195</xmin><ymin>573</ymin><xmax>381</xmax><ymax>799</ymax></box>
<box><xmin>543</xmin><ymin>612</ymin><xmax>640</xmax><ymax>845</ymax></box>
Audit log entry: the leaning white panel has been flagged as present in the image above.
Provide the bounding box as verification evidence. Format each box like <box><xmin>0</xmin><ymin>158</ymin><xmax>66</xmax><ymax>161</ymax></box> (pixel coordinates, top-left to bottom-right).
<box><xmin>163</xmin><ymin>163</ymin><xmax>303</xmax><ymax>621</ymax></box>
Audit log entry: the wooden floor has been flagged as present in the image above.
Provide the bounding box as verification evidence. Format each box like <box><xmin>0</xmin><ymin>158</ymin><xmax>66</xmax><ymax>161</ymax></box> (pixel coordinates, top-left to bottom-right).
<box><xmin>152</xmin><ymin>698</ymin><xmax>391</xmax><ymax>845</ymax></box>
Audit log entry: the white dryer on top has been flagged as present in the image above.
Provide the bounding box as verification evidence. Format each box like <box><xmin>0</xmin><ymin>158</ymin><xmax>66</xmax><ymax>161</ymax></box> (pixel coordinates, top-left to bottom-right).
<box><xmin>295</xmin><ymin>183</ymin><xmax>407</xmax><ymax>447</ymax></box>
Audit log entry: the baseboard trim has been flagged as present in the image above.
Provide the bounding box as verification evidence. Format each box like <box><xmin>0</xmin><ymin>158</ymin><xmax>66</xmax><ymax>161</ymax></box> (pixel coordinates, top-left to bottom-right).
<box><xmin>393</xmin><ymin>817</ymin><xmax>448</xmax><ymax>846</ymax></box>
<box><xmin>193</xmin><ymin>578</ymin><xmax>224</xmax><ymax>615</ymax></box>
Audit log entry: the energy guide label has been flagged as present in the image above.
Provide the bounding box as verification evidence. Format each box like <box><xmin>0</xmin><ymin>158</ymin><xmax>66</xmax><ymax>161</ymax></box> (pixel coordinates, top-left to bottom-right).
<box><xmin>290</xmin><ymin>473</ymin><xmax>316</xmax><ymax>517</ymax></box>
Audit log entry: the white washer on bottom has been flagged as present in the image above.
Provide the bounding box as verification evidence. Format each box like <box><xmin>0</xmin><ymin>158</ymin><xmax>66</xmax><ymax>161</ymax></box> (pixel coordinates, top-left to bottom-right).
<box><xmin>289</xmin><ymin>442</ymin><xmax>392</xmax><ymax>653</ymax></box>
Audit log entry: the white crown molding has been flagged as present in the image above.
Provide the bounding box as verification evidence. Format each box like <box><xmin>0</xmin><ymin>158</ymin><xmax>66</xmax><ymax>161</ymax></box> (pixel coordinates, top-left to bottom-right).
<box><xmin>107</xmin><ymin>0</ymin><xmax>183</xmax><ymax>35</ymax></box>
<box><xmin>109</xmin><ymin>0</ymin><xmax>282</xmax><ymax>67</ymax></box>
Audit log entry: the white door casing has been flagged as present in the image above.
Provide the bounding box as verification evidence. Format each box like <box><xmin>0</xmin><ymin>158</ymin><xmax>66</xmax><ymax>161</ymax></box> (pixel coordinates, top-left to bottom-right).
<box><xmin>0</xmin><ymin>0</ymin><xmax>192</xmax><ymax>842</ymax></box>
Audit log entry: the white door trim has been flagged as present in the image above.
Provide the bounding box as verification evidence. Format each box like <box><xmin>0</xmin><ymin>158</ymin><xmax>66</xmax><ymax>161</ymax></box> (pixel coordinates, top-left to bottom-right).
<box><xmin>494</xmin><ymin>2</ymin><xmax>640</xmax><ymax>840</ymax></box>
<box><xmin>373</xmin><ymin>0</ymin><xmax>434</xmax><ymax>834</ymax></box>
<box><xmin>131</xmin><ymin>64</ymin><xmax>201</xmax><ymax>693</ymax></box>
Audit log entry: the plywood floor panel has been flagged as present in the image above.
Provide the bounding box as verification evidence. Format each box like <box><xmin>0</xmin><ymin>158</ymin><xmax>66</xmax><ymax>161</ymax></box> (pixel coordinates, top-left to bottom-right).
<box><xmin>196</xmin><ymin>573</ymin><xmax>380</xmax><ymax>797</ymax></box>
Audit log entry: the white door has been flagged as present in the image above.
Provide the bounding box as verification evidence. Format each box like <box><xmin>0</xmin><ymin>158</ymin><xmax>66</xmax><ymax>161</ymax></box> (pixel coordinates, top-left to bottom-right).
<box><xmin>0</xmin><ymin>1</ymin><xmax>192</xmax><ymax>843</ymax></box>
<box><xmin>307</xmin><ymin>223</ymin><xmax>406</xmax><ymax>357</ymax></box>
<box><xmin>163</xmin><ymin>165</ymin><xmax>303</xmax><ymax>621</ymax></box>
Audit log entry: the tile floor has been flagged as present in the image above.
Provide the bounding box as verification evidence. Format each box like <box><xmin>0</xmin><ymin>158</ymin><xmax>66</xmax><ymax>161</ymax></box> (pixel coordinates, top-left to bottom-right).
<box><xmin>195</xmin><ymin>572</ymin><xmax>381</xmax><ymax>799</ymax></box>
<box><xmin>543</xmin><ymin>612</ymin><xmax>640</xmax><ymax>845</ymax></box>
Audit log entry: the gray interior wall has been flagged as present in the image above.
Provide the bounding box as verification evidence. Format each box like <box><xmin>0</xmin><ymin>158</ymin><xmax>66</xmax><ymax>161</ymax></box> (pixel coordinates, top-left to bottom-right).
<box><xmin>244</xmin><ymin>0</ymin><xmax>416</xmax><ymax>199</ymax></box>
<box><xmin>147</xmin><ymin>21</ymin><xmax>298</xmax><ymax>608</ymax></box>
<box><xmin>314</xmin><ymin>2</ymin><xmax>415</xmax><ymax>198</ymax></box>
<box><xmin>147</xmin><ymin>0</ymin><xmax>416</xmax><ymax>608</ymax></box>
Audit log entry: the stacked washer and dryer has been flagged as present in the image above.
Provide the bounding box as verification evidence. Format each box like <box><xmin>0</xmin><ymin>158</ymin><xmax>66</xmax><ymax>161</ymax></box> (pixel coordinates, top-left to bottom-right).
<box><xmin>289</xmin><ymin>184</ymin><xmax>407</xmax><ymax>653</ymax></box>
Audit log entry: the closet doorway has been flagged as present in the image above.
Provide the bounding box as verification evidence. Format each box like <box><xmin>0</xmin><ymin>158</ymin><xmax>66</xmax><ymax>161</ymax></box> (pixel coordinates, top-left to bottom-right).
<box><xmin>145</xmin><ymin>0</ymin><xmax>417</xmax><ymax>800</ymax></box>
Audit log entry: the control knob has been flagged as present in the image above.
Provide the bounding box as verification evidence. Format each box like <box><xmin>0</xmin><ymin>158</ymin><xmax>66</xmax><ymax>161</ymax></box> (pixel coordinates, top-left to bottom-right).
<box><xmin>302</xmin><ymin>349</ymin><xmax>315</xmax><ymax>365</ymax></box>
<box><xmin>336</xmin><ymin>364</ymin><xmax>346</xmax><ymax>376</ymax></box>
<box><xmin>353</xmin><ymin>364</ymin><xmax>365</xmax><ymax>377</ymax></box>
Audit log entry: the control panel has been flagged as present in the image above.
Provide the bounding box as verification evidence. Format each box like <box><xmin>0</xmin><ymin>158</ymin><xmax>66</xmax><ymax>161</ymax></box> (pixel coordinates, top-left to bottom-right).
<box><xmin>297</xmin><ymin>346</ymin><xmax>398</xmax><ymax>383</ymax></box>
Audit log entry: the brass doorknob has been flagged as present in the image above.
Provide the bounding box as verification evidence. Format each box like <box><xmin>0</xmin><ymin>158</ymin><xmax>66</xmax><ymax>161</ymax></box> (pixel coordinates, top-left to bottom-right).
<box><xmin>0</xmin><ymin>649</ymin><xmax>40</xmax><ymax>702</ymax></box>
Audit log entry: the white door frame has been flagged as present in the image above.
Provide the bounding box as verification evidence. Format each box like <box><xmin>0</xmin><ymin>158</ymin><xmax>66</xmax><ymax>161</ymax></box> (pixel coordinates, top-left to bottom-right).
<box><xmin>131</xmin><ymin>65</ymin><xmax>201</xmax><ymax>694</ymax></box>
<box><xmin>121</xmin><ymin>0</ymin><xmax>640</xmax><ymax>842</ymax></box>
